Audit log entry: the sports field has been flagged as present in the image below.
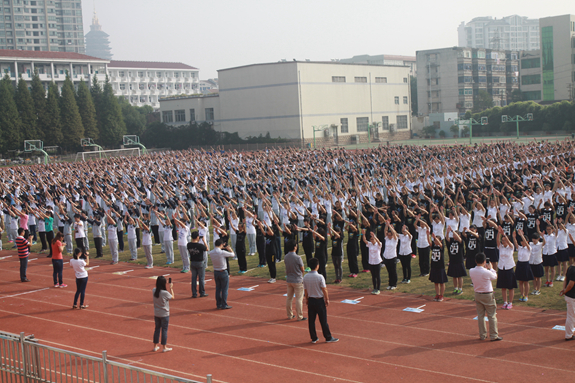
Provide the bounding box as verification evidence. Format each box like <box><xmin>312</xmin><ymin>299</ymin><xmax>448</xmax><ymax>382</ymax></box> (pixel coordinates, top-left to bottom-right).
<box><xmin>0</xmin><ymin>249</ymin><xmax>573</xmax><ymax>383</ymax></box>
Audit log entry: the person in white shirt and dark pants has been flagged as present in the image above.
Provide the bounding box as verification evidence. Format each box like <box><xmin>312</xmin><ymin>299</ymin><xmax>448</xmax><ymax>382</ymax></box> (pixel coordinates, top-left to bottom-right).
<box><xmin>469</xmin><ymin>252</ymin><xmax>502</xmax><ymax>341</ymax></box>
<box><xmin>210</xmin><ymin>239</ymin><xmax>235</xmax><ymax>310</ymax></box>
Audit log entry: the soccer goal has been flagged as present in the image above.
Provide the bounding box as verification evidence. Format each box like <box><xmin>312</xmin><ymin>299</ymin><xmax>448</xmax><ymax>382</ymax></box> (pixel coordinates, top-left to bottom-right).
<box><xmin>74</xmin><ymin>147</ymin><xmax>141</xmax><ymax>162</ymax></box>
<box><xmin>24</xmin><ymin>140</ymin><xmax>49</xmax><ymax>164</ymax></box>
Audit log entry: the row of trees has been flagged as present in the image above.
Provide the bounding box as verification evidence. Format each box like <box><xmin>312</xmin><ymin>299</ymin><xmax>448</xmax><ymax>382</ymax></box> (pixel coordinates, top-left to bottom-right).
<box><xmin>465</xmin><ymin>100</ymin><xmax>575</xmax><ymax>135</ymax></box>
<box><xmin>0</xmin><ymin>71</ymin><xmax>152</xmax><ymax>154</ymax></box>
<box><xmin>141</xmin><ymin>121</ymin><xmax>290</xmax><ymax>150</ymax></box>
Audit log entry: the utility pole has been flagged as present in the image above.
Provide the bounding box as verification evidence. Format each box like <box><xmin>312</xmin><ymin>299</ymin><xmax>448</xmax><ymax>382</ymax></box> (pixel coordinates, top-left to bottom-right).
<box><xmin>568</xmin><ymin>83</ymin><xmax>574</xmax><ymax>102</ymax></box>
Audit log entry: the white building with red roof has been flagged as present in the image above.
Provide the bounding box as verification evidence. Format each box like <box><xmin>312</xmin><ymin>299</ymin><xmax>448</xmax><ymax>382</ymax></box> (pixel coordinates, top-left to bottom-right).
<box><xmin>0</xmin><ymin>50</ymin><xmax>199</xmax><ymax>109</ymax></box>
<box><xmin>0</xmin><ymin>48</ymin><xmax>108</xmax><ymax>89</ymax></box>
<box><xmin>107</xmin><ymin>60</ymin><xmax>200</xmax><ymax>109</ymax></box>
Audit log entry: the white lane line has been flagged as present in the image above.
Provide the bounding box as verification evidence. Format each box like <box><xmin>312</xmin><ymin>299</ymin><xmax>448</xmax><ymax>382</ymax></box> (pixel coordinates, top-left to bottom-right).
<box><xmin>0</xmin><ymin>288</ymin><xmax>50</xmax><ymax>299</ymax></box>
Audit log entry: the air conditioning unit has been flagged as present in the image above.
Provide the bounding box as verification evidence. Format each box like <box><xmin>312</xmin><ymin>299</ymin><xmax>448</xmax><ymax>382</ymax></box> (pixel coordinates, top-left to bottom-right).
<box><xmin>324</xmin><ymin>128</ymin><xmax>332</xmax><ymax>137</ymax></box>
<box><xmin>390</xmin><ymin>123</ymin><xmax>396</xmax><ymax>132</ymax></box>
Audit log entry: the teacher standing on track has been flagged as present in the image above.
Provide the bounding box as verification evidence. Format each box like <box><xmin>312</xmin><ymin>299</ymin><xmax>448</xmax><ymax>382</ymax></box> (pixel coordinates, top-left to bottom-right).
<box><xmin>469</xmin><ymin>252</ymin><xmax>501</xmax><ymax>341</ymax></box>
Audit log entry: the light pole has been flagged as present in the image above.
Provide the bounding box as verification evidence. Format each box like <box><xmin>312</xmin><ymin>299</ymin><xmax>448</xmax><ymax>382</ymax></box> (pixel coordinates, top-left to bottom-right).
<box><xmin>312</xmin><ymin>125</ymin><xmax>328</xmax><ymax>149</ymax></box>
<box><xmin>501</xmin><ymin>113</ymin><xmax>533</xmax><ymax>139</ymax></box>
<box><xmin>454</xmin><ymin>117</ymin><xmax>488</xmax><ymax>145</ymax></box>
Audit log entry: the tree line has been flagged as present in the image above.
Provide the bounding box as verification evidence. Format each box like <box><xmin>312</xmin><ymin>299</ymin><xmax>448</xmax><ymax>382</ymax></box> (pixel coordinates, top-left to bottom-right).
<box><xmin>465</xmin><ymin>100</ymin><xmax>575</xmax><ymax>135</ymax></box>
<box><xmin>0</xmin><ymin>71</ymin><xmax>152</xmax><ymax>154</ymax></box>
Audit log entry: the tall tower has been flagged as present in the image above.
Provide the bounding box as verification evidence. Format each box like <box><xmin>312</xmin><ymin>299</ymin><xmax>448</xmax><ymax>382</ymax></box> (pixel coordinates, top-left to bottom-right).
<box><xmin>85</xmin><ymin>11</ymin><xmax>113</xmax><ymax>60</ymax></box>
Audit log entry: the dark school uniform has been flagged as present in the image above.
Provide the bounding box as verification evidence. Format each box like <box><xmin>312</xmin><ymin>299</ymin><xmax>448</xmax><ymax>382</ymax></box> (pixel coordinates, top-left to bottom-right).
<box><xmin>447</xmin><ymin>238</ymin><xmax>467</xmax><ymax>278</ymax></box>
<box><xmin>429</xmin><ymin>243</ymin><xmax>448</xmax><ymax>284</ymax></box>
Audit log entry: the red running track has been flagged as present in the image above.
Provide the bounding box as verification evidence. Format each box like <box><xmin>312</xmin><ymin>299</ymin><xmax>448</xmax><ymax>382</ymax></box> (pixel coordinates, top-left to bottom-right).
<box><xmin>0</xmin><ymin>250</ymin><xmax>574</xmax><ymax>383</ymax></box>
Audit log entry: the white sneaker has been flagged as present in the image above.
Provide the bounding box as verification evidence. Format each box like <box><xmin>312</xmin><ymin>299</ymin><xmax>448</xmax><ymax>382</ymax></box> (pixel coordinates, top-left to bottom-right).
<box><xmin>561</xmin><ymin>276</ymin><xmax>566</xmax><ymax>281</ymax></box>
<box><xmin>268</xmin><ymin>278</ymin><xmax>276</xmax><ymax>283</ymax></box>
<box><xmin>145</xmin><ymin>265</ymin><xmax>153</xmax><ymax>269</ymax></box>
<box><xmin>556</xmin><ymin>275</ymin><xmax>562</xmax><ymax>281</ymax></box>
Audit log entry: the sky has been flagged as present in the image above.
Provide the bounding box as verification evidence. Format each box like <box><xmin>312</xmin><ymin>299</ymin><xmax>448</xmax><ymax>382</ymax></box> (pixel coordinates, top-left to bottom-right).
<box><xmin>84</xmin><ymin>0</ymin><xmax>573</xmax><ymax>79</ymax></box>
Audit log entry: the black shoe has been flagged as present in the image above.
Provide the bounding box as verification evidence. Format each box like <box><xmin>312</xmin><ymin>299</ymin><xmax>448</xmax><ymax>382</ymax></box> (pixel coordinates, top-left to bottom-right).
<box><xmin>21</xmin><ymin>279</ymin><xmax>30</xmax><ymax>282</ymax></box>
<box><xmin>46</xmin><ymin>255</ymin><xmax>52</xmax><ymax>258</ymax></box>
<box><xmin>326</xmin><ymin>338</ymin><xmax>339</xmax><ymax>343</ymax></box>
<box><xmin>566</xmin><ymin>336</ymin><xmax>575</xmax><ymax>341</ymax></box>
<box><xmin>223</xmin><ymin>305</ymin><xmax>232</xmax><ymax>309</ymax></box>
<box><xmin>298</xmin><ymin>317</ymin><xmax>307</xmax><ymax>321</ymax></box>
<box><xmin>491</xmin><ymin>337</ymin><xmax>503</xmax><ymax>342</ymax></box>
<box><xmin>191</xmin><ymin>295</ymin><xmax>198</xmax><ymax>298</ymax></box>
<box><xmin>200</xmin><ymin>294</ymin><xmax>209</xmax><ymax>297</ymax></box>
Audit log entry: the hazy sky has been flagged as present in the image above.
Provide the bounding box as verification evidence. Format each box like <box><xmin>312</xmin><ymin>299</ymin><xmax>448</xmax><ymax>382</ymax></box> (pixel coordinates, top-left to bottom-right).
<box><xmin>84</xmin><ymin>0</ymin><xmax>573</xmax><ymax>79</ymax></box>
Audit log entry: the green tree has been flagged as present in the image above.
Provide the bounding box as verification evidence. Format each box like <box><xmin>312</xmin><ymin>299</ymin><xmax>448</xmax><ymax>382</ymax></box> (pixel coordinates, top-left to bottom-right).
<box><xmin>44</xmin><ymin>83</ymin><xmax>63</xmax><ymax>146</ymax></box>
<box><xmin>421</xmin><ymin>125</ymin><xmax>438</xmax><ymax>138</ymax></box>
<box><xmin>30</xmin><ymin>70</ymin><xmax>47</xmax><ymax>140</ymax></box>
<box><xmin>449</xmin><ymin>124</ymin><xmax>459</xmax><ymax>137</ymax></box>
<box><xmin>59</xmin><ymin>76</ymin><xmax>84</xmax><ymax>149</ymax></box>
<box><xmin>118</xmin><ymin>96</ymin><xmax>147</xmax><ymax>136</ymax></box>
<box><xmin>98</xmin><ymin>75</ymin><xmax>126</xmax><ymax>146</ymax></box>
<box><xmin>510</xmin><ymin>89</ymin><xmax>523</xmax><ymax>103</ymax></box>
<box><xmin>76</xmin><ymin>79</ymin><xmax>98</xmax><ymax>140</ymax></box>
<box><xmin>0</xmin><ymin>74</ymin><xmax>23</xmax><ymax>152</ymax></box>
<box><xmin>15</xmin><ymin>75</ymin><xmax>39</xmax><ymax>141</ymax></box>
<box><xmin>410</xmin><ymin>76</ymin><xmax>418</xmax><ymax>116</ymax></box>
<box><xmin>473</xmin><ymin>90</ymin><xmax>494</xmax><ymax>113</ymax></box>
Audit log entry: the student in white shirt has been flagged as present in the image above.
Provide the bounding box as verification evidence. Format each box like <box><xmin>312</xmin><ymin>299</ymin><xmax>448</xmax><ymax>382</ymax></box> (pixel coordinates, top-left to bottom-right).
<box><xmin>496</xmin><ymin>227</ymin><xmax>517</xmax><ymax>310</ymax></box>
<box><xmin>529</xmin><ymin>230</ymin><xmax>545</xmax><ymax>295</ymax></box>
<box><xmin>513</xmin><ymin>230</ymin><xmax>533</xmax><ymax>302</ymax></box>
<box><xmin>362</xmin><ymin>230</ymin><xmax>382</xmax><ymax>295</ymax></box>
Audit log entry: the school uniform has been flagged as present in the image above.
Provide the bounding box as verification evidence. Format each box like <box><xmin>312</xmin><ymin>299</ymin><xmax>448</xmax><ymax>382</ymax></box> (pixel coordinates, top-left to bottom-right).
<box><xmin>496</xmin><ymin>244</ymin><xmax>517</xmax><ymax>289</ymax></box>
<box><xmin>529</xmin><ymin>242</ymin><xmax>545</xmax><ymax>278</ymax></box>
<box><xmin>398</xmin><ymin>233</ymin><xmax>412</xmax><ymax>281</ymax></box>
<box><xmin>542</xmin><ymin>233</ymin><xmax>559</xmax><ymax>267</ymax></box>
<box><xmin>447</xmin><ymin>238</ymin><xmax>467</xmax><ymax>278</ymax></box>
<box><xmin>515</xmin><ymin>245</ymin><xmax>534</xmax><ymax>281</ymax></box>
<box><xmin>429</xmin><ymin>243</ymin><xmax>448</xmax><ymax>284</ymax></box>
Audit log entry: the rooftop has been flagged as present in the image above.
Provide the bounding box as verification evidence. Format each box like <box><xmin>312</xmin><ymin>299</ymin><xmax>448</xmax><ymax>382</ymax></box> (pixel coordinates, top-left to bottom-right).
<box><xmin>0</xmin><ymin>49</ymin><xmax>107</xmax><ymax>61</ymax></box>
<box><xmin>108</xmin><ymin>60</ymin><xmax>197</xmax><ymax>70</ymax></box>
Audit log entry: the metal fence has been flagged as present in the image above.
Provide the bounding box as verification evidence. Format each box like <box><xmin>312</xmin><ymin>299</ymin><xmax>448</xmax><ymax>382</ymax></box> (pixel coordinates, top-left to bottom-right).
<box><xmin>0</xmin><ymin>331</ymin><xmax>211</xmax><ymax>383</ymax></box>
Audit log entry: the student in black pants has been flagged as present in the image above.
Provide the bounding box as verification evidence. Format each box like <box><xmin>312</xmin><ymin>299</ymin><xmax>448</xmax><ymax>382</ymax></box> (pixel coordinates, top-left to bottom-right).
<box><xmin>416</xmin><ymin>216</ymin><xmax>431</xmax><ymax>276</ymax></box>
<box><xmin>312</xmin><ymin>227</ymin><xmax>328</xmax><ymax>280</ymax></box>
<box><xmin>259</xmin><ymin>222</ymin><xmax>277</xmax><ymax>283</ymax></box>
<box><xmin>381</xmin><ymin>220</ymin><xmax>399</xmax><ymax>290</ymax></box>
<box><xmin>346</xmin><ymin>220</ymin><xmax>360</xmax><ymax>277</ymax></box>
<box><xmin>399</xmin><ymin>226</ymin><xmax>413</xmax><ymax>283</ymax></box>
<box><xmin>303</xmin><ymin>257</ymin><xmax>338</xmax><ymax>344</ymax></box>
<box><xmin>363</xmin><ymin>230</ymin><xmax>383</xmax><ymax>294</ymax></box>
<box><xmin>255</xmin><ymin>222</ymin><xmax>267</xmax><ymax>267</ymax></box>
<box><xmin>301</xmin><ymin>218</ymin><xmax>315</xmax><ymax>268</ymax></box>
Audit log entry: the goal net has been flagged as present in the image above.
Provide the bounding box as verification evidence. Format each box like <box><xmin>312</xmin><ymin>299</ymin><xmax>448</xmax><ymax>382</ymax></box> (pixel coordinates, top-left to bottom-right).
<box><xmin>74</xmin><ymin>147</ymin><xmax>141</xmax><ymax>162</ymax></box>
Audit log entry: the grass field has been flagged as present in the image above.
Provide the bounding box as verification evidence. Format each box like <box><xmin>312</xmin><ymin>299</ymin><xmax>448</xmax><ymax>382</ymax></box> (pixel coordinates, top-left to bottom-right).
<box><xmin>5</xmin><ymin>229</ymin><xmax>567</xmax><ymax>312</ymax></box>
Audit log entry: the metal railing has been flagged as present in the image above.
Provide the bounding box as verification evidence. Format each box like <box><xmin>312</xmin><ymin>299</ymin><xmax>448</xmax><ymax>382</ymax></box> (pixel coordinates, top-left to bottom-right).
<box><xmin>0</xmin><ymin>331</ymin><xmax>212</xmax><ymax>383</ymax></box>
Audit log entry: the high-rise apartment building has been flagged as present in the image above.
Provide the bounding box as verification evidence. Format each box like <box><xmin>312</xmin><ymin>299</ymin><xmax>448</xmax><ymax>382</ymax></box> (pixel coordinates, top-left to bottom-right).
<box><xmin>458</xmin><ymin>15</ymin><xmax>539</xmax><ymax>51</ymax></box>
<box><xmin>0</xmin><ymin>0</ymin><xmax>85</xmax><ymax>53</ymax></box>
<box><xmin>416</xmin><ymin>47</ymin><xmax>520</xmax><ymax>116</ymax></box>
<box><xmin>539</xmin><ymin>15</ymin><xmax>575</xmax><ymax>102</ymax></box>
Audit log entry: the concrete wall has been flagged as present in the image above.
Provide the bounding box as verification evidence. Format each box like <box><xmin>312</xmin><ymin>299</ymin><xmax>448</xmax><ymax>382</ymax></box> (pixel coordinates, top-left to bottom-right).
<box><xmin>159</xmin><ymin>95</ymin><xmax>221</xmax><ymax>126</ymax></box>
<box><xmin>540</xmin><ymin>15</ymin><xmax>575</xmax><ymax>101</ymax></box>
<box><xmin>218</xmin><ymin>63</ymin><xmax>301</xmax><ymax>139</ymax></box>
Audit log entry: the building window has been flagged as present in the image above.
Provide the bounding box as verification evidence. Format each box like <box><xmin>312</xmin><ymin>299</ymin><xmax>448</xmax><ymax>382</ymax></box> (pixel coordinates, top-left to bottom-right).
<box><xmin>332</xmin><ymin>76</ymin><xmax>345</xmax><ymax>82</ymax></box>
<box><xmin>396</xmin><ymin>115</ymin><xmax>408</xmax><ymax>130</ymax></box>
<box><xmin>138</xmin><ymin>83</ymin><xmax>145</xmax><ymax>90</ymax></box>
<box><xmin>521</xmin><ymin>74</ymin><xmax>541</xmax><ymax>85</ymax></box>
<box><xmin>162</xmin><ymin>111</ymin><xmax>173</xmax><ymax>123</ymax></box>
<box><xmin>375</xmin><ymin>77</ymin><xmax>387</xmax><ymax>83</ymax></box>
<box><xmin>340</xmin><ymin>118</ymin><xmax>348</xmax><ymax>133</ymax></box>
<box><xmin>174</xmin><ymin>109</ymin><xmax>185</xmax><ymax>122</ymax></box>
<box><xmin>403</xmin><ymin>77</ymin><xmax>408</xmax><ymax>83</ymax></box>
<box><xmin>403</xmin><ymin>96</ymin><xmax>408</xmax><ymax>104</ymax></box>
<box><xmin>118</xmin><ymin>71</ymin><xmax>124</xmax><ymax>77</ymax></box>
<box><xmin>138</xmin><ymin>71</ymin><xmax>144</xmax><ymax>77</ymax></box>
<box><xmin>522</xmin><ymin>90</ymin><xmax>541</xmax><ymax>101</ymax></box>
<box><xmin>190</xmin><ymin>109</ymin><xmax>195</xmax><ymax>122</ymax></box>
<box><xmin>354</xmin><ymin>76</ymin><xmax>367</xmax><ymax>83</ymax></box>
<box><xmin>382</xmin><ymin>116</ymin><xmax>389</xmax><ymax>130</ymax></box>
<box><xmin>394</xmin><ymin>96</ymin><xmax>399</xmax><ymax>104</ymax></box>
<box><xmin>521</xmin><ymin>57</ymin><xmax>540</xmax><ymax>69</ymax></box>
<box><xmin>205</xmin><ymin>108</ymin><xmax>214</xmax><ymax>121</ymax></box>
<box><xmin>356</xmin><ymin>117</ymin><xmax>369</xmax><ymax>132</ymax></box>
<box><xmin>119</xmin><ymin>84</ymin><xmax>125</xmax><ymax>90</ymax></box>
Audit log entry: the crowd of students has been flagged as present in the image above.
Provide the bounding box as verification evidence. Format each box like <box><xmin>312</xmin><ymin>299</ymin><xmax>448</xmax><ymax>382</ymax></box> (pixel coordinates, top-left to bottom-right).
<box><xmin>2</xmin><ymin>139</ymin><xmax>575</xmax><ymax>314</ymax></box>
